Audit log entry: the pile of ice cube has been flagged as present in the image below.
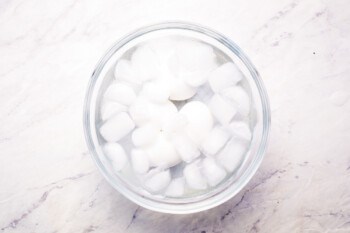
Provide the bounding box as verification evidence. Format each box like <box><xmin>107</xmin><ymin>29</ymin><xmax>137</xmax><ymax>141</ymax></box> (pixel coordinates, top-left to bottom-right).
<box><xmin>99</xmin><ymin>37</ymin><xmax>252</xmax><ymax>197</ymax></box>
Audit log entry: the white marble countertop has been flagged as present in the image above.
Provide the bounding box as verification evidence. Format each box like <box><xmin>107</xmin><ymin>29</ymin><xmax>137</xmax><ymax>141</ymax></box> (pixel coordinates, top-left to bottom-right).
<box><xmin>1</xmin><ymin>0</ymin><xmax>350</xmax><ymax>232</ymax></box>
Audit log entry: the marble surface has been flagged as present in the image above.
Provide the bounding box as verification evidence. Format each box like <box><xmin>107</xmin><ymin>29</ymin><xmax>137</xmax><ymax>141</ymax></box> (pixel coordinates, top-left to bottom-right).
<box><xmin>1</xmin><ymin>0</ymin><xmax>350</xmax><ymax>232</ymax></box>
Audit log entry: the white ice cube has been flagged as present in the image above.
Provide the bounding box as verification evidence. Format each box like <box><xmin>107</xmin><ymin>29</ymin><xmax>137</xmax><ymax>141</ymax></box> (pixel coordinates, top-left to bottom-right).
<box><xmin>100</xmin><ymin>101</ymin><xmax>127</xmax><ymax>121</ymax></box>
<box><xmin>183</xmin><ymin>160</ymin><xmax>207</xmax><ymax>190</ymax></box>
<box><xmin>103</xmin><ymin>143</ymin><xmax>127</xmax><ymax>171</ymax></box>
<box><xmin>208</xmin><ymin>62</ymin><xmax>243</xmax><ymax>92</ymax></box>
<box><xmin>128</xmin><ymin>98</ymin><xmax>155</xmax><ymax>126</ymax></box>
<box><xmin>175</xmin><ymin>39</ymin><xmax>216</xmax><ymax>72</ymax></box>
<box><xmin>172</xmin><ymin>133</ymin><xmax>200</xmax><ymax>163</ymax></box>
<box><xmin>144</xmin><ymin>170</ymin><xmax>171</xmax><ymax>193</ymax></box>
<box><xmin>104</xmin><ymin>83</ymin><xmax>137</xmax><ymax>106</ymax></box>
<box><xmin>99</xmin><ymin>112</ymin><xmax>135</xmax><ymax>142</ymax></box>
<box><xmin>131</xmin><ymin>149</ymin><xmax>150</xmax><ymax>174</ymax></box>
<box><xmin>165</xmin><ymin>177</ymin><xmax>185</xmax><ymax>197</ymax></box>
<box><xmin>146</xmin><ymin>135</ymin><xmax>181</xmax><ymax>168</ymax></box>
<box><xmin>201</xmin><ymin>126</ymin><xmax>230</xmax><ymax>156</ymax></box>
<box><xmin>191</xmin><ymin>82</ymin><xmax>214</xmax><ymax>104</ymax></box>
<box><xmin>114</xmin><ymin>59</ymin><xmax>140</xmax><ymax>85</ymax></box>
<box><xmin>168</xmin><ymin>40</ymin><xmax>216</xmax><ymax>89</ymax></box>
<box><xmin>202</xmin><ymin>157</ymin><xmax>227</xmax><ymax>186</ymax></box>
<box><xmin>168</xmin><ymin>76</ymin><xmax>196</xmax><ymax>101</ymax></box>
<box><xmin>131</xmin><ymin>123</ymin><xmax>160</xmax><ymax>147</ymax></box>
<box><xmin>181</xmin><ymin>70</ymin><xmax>211</xmax><ymax>87</ymax></box>
<box><xmin>147</xmin><ymin>37</ymin><xmax>177</xmax><ymax>67</ymax></box>
<box><xmin>209</xmin><ymin>94</ymin><xmax>237</xmax><ymax>125</ymax></box>
<box><xmin>139</xmin><ymin>81</ymin><xmax>170</xmax><ymax>104</ymax></box>
<box><xmin>216</xmin><ymin>139</ymin><xmax>247</xmax><ymax>172</ymax></box>
<box><xmin>152</xmin><ymin>100</ymin><xmax>178</xmax><ymax>127</ymax></box>
<box><xmin>229</xmin><ymin>121</ymin><xmax>252</xmax><ymax>141</ymax></box>
<box><xmin>131</xmin><ymin>45</ymin><xmax>159</xmax><ymax>82</ymax></box>
<box><xmin>221</xmin><ymin>86</ymin><xmax>250</xmax><ymax>116</ymax></box>
<box><xmin>179</xmin><ymin>101</ymin><xmax>213</xmax><ymax>144</ymax></box>
<box><xmin>162</xmin><ymin>113</ymin><xmax>188</xmax><ymax>137</ymax></box>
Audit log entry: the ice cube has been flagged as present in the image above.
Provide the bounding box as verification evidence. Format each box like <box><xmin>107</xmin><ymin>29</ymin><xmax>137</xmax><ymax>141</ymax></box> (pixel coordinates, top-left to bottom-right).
<box><xmin>146</xmin><ymin>135</ymin><xmax>181</xmax><ymax>168</ymax></box>
<box><xmin>162</xmin><ymin>113</ymin><xmax>188</xmax><ymax>137</ymax></box>
<box><xmin>131</xmin><ymin>149</ymin><xmax>150</xmax><ymax>174</ymax></box>
<box><xmin>131</xmin><ymin>45</ymin><xmax>159</xmax><ymax>82</ymax></box>
<box><xmin>202</xmin><ymin>157</ymin><xmax>227</xmax><ymax>186</ymax></box>
<box><xmin>169</xmin><ymin>40</ymin><xmax>216</xmax><ymax>88</ymax></box>
<box><xmin>103</xmin><ymin>143</ymin><xmax>127</xmax><ymax>171</ymax></box>
<box><xmin>165</xmin><ymin>177</ymin><xmax>185</xmax><ymax>197</ymax></box>
<box><xmin>183</xmin><ymin>160</ymin><xmax>207</xmax><ymax>190</ymax></box>
<box><xmin>147</xmin><ymin>37</ymin><xmax>177</xmax><ymax>67</ymax></box>
<box><xmin>114</xmin><ymin>59</ymin><xmax>140</xmax><ymax>85</ymax></box>
<box><xmin>172</xmin><ymin>133</ymin><xmax>200</xmax><ymax>163</ymax></box>
<box><xmin>99</xmin><ymin>112</ymin><xmax>135</xmax><ymax>142</ymax></box>
<box><xmin>208</xmin><ymin>94</ymin><xmax>237</xmax><ymax>125</ymax></box>
<box><xmin>179</xmin><ymin>101</ymin><xmax>213</xmax><ymax>144</ymax></box>
<box><xmin>168</xmin><ymin>77</ymin><xmax>196</xmax><ymax>101</ymax></box>
<box><xmin>144</xmin><ymin>170</ymin><xmax>171</xmax><ymax>193</ymax></box>
<box><xmin>131</xmin><ymin>123</ymin><xmax>160</xmax><ymax>147</ymax></box>
<box><xmin>129</xmin><ymin>98</ymin><xmax>155</xmax><ymax>126</ymax></box>
<box><xmin>152</xmin><ymin>100</ymin><xmax>178</xmax><ymax>127</ymax></box>
<box><xmin>208</xmin><ymin>62</ymin><xmax>243</xmax><ymax>92</ymax></box>
<box><xmin>175</xmin><ymin>39</ymin><xmax>216</xmax><ymax>72</ymax></box>
<box><xmin>191</xmin><ymin>82</ymin><xmax>214</xmax><ymax>104</ymax></box>
<box><xmin>100</xmin><ymin>101</ymin><xmax>127</xmax><ymax>121</ymax></box>
<box><xmin>216</xmin><ymin>139</ymin><xmax>247</xmax><ymax>172</ymax></box>
<box><xmin>201</xmin><ymin>126</ymin><xmax>230</xmax><ymax>156</ymax></box>
<box><xmin>167</xmin><ymin>52</ymin><xmax>182</xmax><ymax>77</ymax></box>
<box><xmin>181</xmin><ymin>70</ymin><xmax>211</xmax><ymax>87</ymax></box>
<box><xmin>229</xmin><ymin>121</ymin><xmax>252</xmax><ymax>141</ymax></box>
<box><xmin>221</xmin><ymin>86</ymin><xmax>250</xmax><ymax>116</ymax></box>
<box><xmin>139</xmin><ymin>81</ymin><xmax>170</xmax><ymax>104</ymax></box>
<box><xmin>104</xmin><ymin>83</ymin><xmax>137</xmax><ymax>106</ymax></box>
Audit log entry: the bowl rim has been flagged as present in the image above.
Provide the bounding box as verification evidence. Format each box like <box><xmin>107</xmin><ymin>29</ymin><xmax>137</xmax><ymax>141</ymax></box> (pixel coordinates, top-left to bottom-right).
<box><xmin>83</xmin><ymin>21</ymin><xmax>271</xmax><ymax>214</ymax></box>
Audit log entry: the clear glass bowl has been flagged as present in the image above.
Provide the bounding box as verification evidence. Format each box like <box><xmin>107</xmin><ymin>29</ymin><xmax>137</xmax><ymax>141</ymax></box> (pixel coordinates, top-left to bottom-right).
<box><xmin>83</xmin><ymin>22</ymin><xmax>270</xmax><ymax>214</ymax></box>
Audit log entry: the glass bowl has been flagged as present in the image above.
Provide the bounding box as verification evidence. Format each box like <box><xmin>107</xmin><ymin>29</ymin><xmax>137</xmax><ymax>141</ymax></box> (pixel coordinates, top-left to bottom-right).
<box><xmin>83</xmin><ymin>22</ymin><xmax>270</xmax><ymax>214</ymax></box>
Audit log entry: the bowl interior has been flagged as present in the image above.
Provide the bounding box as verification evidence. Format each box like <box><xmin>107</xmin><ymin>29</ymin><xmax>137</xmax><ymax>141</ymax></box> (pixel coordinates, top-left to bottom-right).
<box><xmin>84</xmin><ymin>22</ymin><xmax>270</xmax><ymax>214</ymax></box>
